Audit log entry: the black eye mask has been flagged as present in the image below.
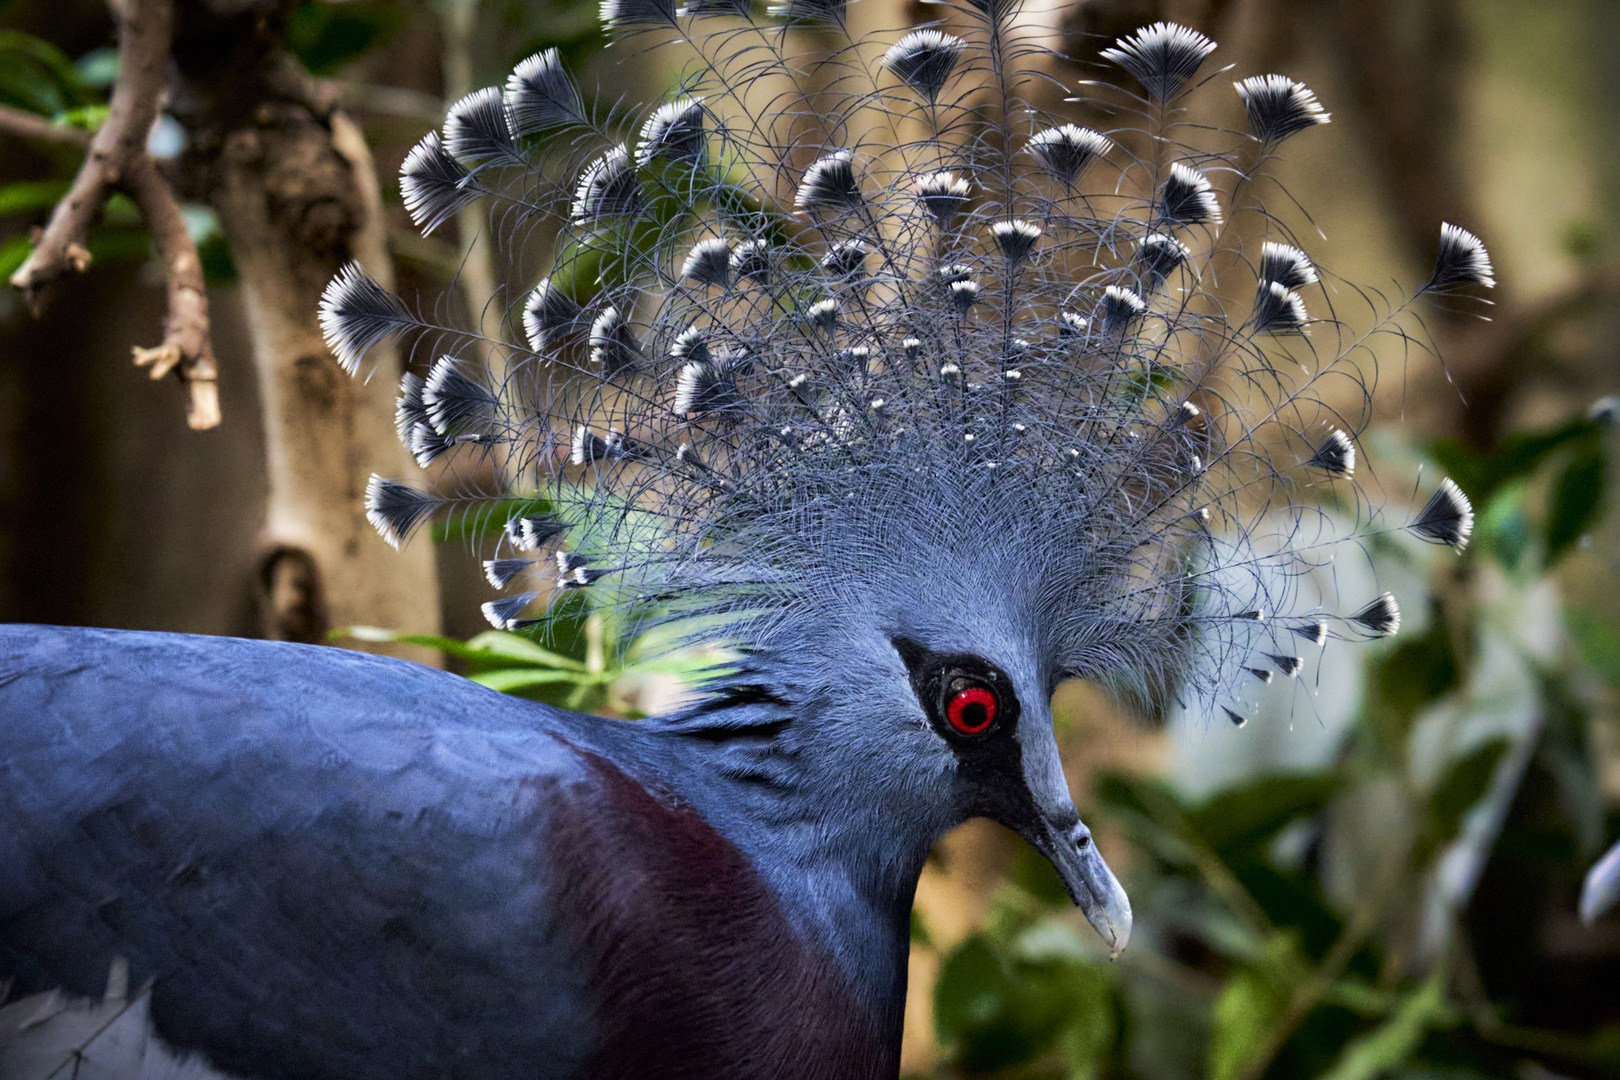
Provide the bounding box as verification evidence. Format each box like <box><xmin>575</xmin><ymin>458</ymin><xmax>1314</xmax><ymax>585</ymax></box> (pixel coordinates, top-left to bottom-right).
<box><xmin>891</xmin><ymin>637</ymin><xmax>1022</xmax><ymax>744</ymax></box>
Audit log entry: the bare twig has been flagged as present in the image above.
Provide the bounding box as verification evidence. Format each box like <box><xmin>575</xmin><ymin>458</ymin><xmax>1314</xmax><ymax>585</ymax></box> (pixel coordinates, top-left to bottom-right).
<box><xmin>3</xmin><ymin>0</ymin><xmax>222</xmax><ymax>428</ymax></box>
<box><xmin>123</xmin><ymin>155</ymin><xmax>220</xmax><ymax>428</ymax></box>
<box><xmin>0</xmin><ymin>104</ymin><xmax>92</xmax><ymax>147</ymax></box>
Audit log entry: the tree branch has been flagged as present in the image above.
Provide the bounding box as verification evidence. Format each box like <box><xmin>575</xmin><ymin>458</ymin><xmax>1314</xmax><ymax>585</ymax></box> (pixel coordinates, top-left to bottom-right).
<box><xmin>9</xmin><ymin>0</ymin><xmax>174</xmax><ymax>305</ymax></box>
<box><xmin>2</xmin><ymin>0</ymin><xmax>223</xmax><ymax>429</ymax></box>
<box><xmin>0</xmin><ymin>104</ymin><xmax>92</xmax><ymax>147</ymax></box>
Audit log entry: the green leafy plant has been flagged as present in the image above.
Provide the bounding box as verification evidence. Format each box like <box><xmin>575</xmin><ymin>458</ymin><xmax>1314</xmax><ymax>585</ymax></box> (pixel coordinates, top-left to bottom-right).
<box><xmin>342</xmin><ymin>590</ymin><xmax>724</xmax><ymax>717</ymax></box>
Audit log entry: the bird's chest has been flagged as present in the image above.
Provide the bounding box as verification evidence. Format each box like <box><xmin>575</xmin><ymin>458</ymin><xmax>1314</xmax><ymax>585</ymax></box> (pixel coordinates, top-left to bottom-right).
<box><xmin>539</xmin><ymin>750</ymin><xmax>895</xmax><ymax>1080</ymax></box>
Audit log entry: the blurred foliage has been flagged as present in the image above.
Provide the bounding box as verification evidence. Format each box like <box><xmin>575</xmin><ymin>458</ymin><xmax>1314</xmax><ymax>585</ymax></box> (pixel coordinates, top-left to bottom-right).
<box><xmin>342</xmin><ymin>587</ymin><xmax>722</xmax><ymax>716</ymax></box>
<box><xmin>909</xmin><ymin>404</ymin><xmax>1620</xmax><ymax>1080</ymax></box>
<box><xmin>0</xmin><ymin>28</ymin><xmax>95</xmax><ymax>116</ymax></box>
<box><xmin>286</xmin><ymin>0</ymin><xmax>406</xmax><ymax>76</ymax></box>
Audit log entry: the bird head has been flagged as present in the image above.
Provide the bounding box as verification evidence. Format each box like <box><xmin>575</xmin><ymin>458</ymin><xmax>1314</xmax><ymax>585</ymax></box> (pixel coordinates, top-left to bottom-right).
<box><xmin>748</xmin><ymin>615</ymin><xmax>1132</xmax><ymax>954</ymax></box>
<box><xmin>675</xmin><ymin>464</ymin><xmax>1162</xmax><ymax>955</ymax></box>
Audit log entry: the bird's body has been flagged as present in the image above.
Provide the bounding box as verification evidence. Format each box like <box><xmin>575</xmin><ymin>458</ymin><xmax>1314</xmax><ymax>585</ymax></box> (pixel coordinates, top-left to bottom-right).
<box><xmin>0</xmin><ymin>626</ymin><xmax>910</xmax><ymax>1078</ymax></box>
<box><xmin>1</xmin><ymin>1</ymin><xmax>1492</xmax><ymax>1074</ymax></box>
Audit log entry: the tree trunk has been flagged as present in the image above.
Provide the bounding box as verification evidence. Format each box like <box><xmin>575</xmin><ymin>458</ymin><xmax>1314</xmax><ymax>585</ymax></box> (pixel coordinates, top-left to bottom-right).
<box><xmin>170</xmin><ymin>0</ymin><xmax>440</xmax><ymax>654</ymax></box>
<box><xmin>211</xmin><ymin>107</ymin><xmax>439</xmax><ymax>650</ymax></box>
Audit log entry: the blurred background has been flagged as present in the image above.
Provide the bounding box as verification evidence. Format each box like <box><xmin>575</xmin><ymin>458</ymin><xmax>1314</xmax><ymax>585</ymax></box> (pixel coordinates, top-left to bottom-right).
<box><xmin>0</xmin><ymin>0</ymin><xmax>1616</xmax><ymax>1076</ymax></box>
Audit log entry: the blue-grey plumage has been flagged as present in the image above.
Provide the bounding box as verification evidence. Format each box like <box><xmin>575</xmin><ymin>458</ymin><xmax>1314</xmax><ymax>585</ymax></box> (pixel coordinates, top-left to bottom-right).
<box><xmin>2</xmin><ymin>627</ymin><xmax>598</xmax><ymax>1077</ymax></box>
<box><xmin>0</xmin><ymin>622</ymin><xmax>1125</xmax><ymax>1078</ymax></box>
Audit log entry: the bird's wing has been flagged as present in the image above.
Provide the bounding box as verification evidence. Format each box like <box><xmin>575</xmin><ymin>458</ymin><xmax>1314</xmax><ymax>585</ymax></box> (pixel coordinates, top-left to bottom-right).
<box><xmin>0</xmin><ymin>625</ymin><xmax>600</xmax><ymax>1080</ymax></box>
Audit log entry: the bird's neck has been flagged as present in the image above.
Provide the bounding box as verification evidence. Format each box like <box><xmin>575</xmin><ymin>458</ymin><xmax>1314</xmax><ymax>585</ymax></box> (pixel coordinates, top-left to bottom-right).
<box><xmin>636</xmin><ymin>691</ymin><xmax>953</xmax><ymax>1032</ymax></box>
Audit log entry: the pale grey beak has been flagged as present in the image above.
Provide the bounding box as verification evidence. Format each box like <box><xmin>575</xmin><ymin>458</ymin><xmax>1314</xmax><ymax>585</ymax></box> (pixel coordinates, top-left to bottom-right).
<box><xmin>1014</xmin><ymin>712</ymin><xmax>1133</xmax><ymax>957</ymax></box>
<box><xmin>992</xmin><ymin>697</ymin><xmax>1134</xmax><ymax>957</ymax></box>
<box><xmin>1040</xmin><ymin>818</ymin><xmax>1133</xmax><ymax>958</ymax></box>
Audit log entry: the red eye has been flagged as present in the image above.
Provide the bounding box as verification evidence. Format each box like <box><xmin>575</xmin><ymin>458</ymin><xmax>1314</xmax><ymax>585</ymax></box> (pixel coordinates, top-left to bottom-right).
<box><xmin>946</xmin><ymin>686</ymin><xmax>998</xmax><ymax>735</ymax></box>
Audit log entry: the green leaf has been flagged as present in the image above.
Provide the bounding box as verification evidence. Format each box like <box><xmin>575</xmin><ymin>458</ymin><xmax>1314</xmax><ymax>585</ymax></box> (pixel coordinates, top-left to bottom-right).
<box><xmin>525</xmin><ymin>588</ymin><xmax>594</xmax><ymax>663</ymax></box>
<box><xmin>1475</xmin><ymin>481</ymin><xmax>1530</xmax><ymax>571</ymax></box>
<box><xmin>0</xmin><ymin>65</ymin><xmax>63</xmax><ymax>115</ymax></box>
<box><xmin>1545</xmin><ymin>448</ymin><xmax>1606</xmax><ymax>565</ymax></box>
<box><xmin>1428</xmin><ymin>417</ymin><xmax>1596</xmax><ymax>507</ymax></box>
<box><xmin>1008</xmin><ymin>832</ymin><xmax>1073</xmax><ymax>905</ymax></box>
<box><xmin>0</xmin><ymin>30</ymin><xmax>90</xmax><ymax>114</ymax></box>
<box><xmin>1057</xmin><ymin>964</ymin><xmax>1116</xmax><ymax>1080</ymax></box>
<box><xmin>469</xmin><ymin>668</ymin><xmax>593</xmax><ymax>693</ymax></box>
<box><xmin>618</xmin><ymin>653</ymin><xmax>723</xmax><ymax>681</ymax></box>
<box><xmin>1232</xmin><ymin>862</ymin><xmax>1344</xmax><ymax>962</ymax></box>
<box><xmin>934</xmin><ymin>931</ymin><xmax>1106</xmax><ymax>1074</ymax></box>
<box><xmin>336</xmin><ymin>626</ymin><xmax>586</xmax><ymax>670</ymax></box>
<box><xmin>286</xmin><ymin>1</ymin><xmax>405</xmax><ymax>76</ymax></box>
<box><xmin>546</xmin><ymin>156</ymin><xmax>798</xmax><ymax>303</ymax></box>
<box><xmin>340</xmin><ymin>626</ymin><xmax>485</xmax><ymax>655</ymax></box>
<box><xmin>103</xmin><ymin>193</ymin><xmax>140</xmax><ymax>225</ymax></box>
<box><xmin>1208</xmin><ymin>967</ymin><xmax>1288</xmax><ymax>1080</ymax></box>
<box><xmin>1316</xmin><ymin>972</ymin><xmax>1450</xmax><ymax>1080</ymax></box>
<box><xmin>1208</xmin><ymin>933</ymin><xmax>1306</xmax><ymax>1080</ymax></box>
<box><xmin>462</xmin><ymin>630</ymin><xmax>587</xmax><ymax>670</ymax></box>
<box><xmin>1117</xmin><ymin>361</ymin><xmax>1177</xmax><ymax>410</ymax></box>
<box><xmin>1093</xmin><ymin>770</ymin><xmax>1190</xmax><ymax>830</ymax></box>
<box><xmin>432</xmin><ymin>497</ymin><xmax>552</xmax><ymax>544</ymax></box>
<box><xmin>198</xmin><ymin>230</ymin><xmax>237</xmax><ymax>286</ymax></box>
<box><xmin>1536</xmin><ymin>671</ymin><xmax>1606</xmax><ymax>858</ymax></box>
<box><xmin>933</xmin><ymin>939</ymin><xmax>1017</xmax><ymax>1068</ymax></box>
<box><xmin>1567</xmin><ymin>608</ymin><xmax>1620</xmax><ymax>685</ymax></box>
<box><xmin>1427</xmin><ymin>738</ymin><xmax>1510</xmax><ymax>852</ymax></box>
<box><xmin>1093</xmin><ymin>771</ymin><xmax>1212</xmax><ymax>873</ymax></box>
<box><xmin>1323</xmin><ymin>978</ymin><xmax>1400</xmax><ymax>1017</ymax></box>
<box><xmin>83</xmin><ymin>225</ymin><xmax>150</xmax><ymax>264</ymax></box>
<box><xmin>909</xmin><ymin>907</ymin><xmax>933</xmax><ymax>948</ymax></box>
<box><xmin>561</xmin><ymin>680</ymin><xmax>608</xmax><ymax>712</ymax></box>
<box><xmin>340</xmin><ymin>626</ymin><xmax>496</xmax><ymax>659</ymax></box>
<box><xmin>0</xmin><ymin>179</ymin><xmax>70</xmax><ymax>217</ymax></box>
<box><xmin>1187</xmin><ymin>773</ymin><xmax>1339</xmax><ymax>858</ymax></box>
<box><xmin>1430</xmin><ymin>413</ymin><xmax>1609</xmax><ymax>571</ymax></box>
<box><xmin>1372</xmin><ymin>622</ymin><xmax>1461</xmax><ymax>728</ymax></box>
<box><xmin>53</xmin><ymin>103</ymin><xmax>108</xmax><ymax>132</ymax></box>
<box><xmin>0</xmin><ymin>234</ymin><xmax>30</xmax><ymax>279</ymax></box>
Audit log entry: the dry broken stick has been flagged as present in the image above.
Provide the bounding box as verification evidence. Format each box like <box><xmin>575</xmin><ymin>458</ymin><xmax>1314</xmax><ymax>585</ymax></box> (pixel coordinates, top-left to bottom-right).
<box><xmin>125</xmin><ymin>155</ymin><xmax>220</xmax><ymax>428</ymax></box>
<box><xmin>2</xmin><ymin>0</ymin><xmax>220</xmax><ymax>429</ymax></box>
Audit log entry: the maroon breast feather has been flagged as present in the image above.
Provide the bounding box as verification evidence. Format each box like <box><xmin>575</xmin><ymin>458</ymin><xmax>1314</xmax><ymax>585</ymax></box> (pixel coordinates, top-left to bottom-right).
<box><xmin>539</xmin><ymin>743</ymin><xmax>891</xmax><ymax>1080</ymax></box>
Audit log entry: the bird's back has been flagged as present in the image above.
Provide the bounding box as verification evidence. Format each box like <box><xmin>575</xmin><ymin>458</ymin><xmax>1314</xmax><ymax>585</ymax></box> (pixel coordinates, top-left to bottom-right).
<box><xmin>0</xmin><ymin>626</ymin><xmax>882</xmax><ymax>1079</ymax></box>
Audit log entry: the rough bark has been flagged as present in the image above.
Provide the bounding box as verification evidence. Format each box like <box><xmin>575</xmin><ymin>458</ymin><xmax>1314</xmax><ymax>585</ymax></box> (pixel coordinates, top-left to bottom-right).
<box><xmin>168</xmin><ymin>0</ymin><xmax>440</xmax><ymax>651</ymax></box>
<box><xmin>206</xmin><ymin>101</ymin><xmax>439</xmax><ymax>650</ymax></box>
<box><xmin>441</xmin><ymin>0</ymin><xmax>501</xmax><ymax>369</ymax></box>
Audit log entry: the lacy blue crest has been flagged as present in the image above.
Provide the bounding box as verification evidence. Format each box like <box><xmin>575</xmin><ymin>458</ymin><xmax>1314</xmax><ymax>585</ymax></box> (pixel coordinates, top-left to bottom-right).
<box><xmin>324</xmin><ymin>7</ymin><xmax>1495</xmax><ymax>724</ymax></box>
